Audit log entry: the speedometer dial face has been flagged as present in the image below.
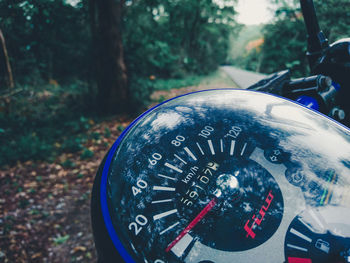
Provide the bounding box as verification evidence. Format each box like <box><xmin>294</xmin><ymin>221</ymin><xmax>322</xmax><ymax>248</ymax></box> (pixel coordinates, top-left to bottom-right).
<box><xmin>91</xmin><ymin>90</ymin><xmax>350</xmax><ymax>263</ymax></box>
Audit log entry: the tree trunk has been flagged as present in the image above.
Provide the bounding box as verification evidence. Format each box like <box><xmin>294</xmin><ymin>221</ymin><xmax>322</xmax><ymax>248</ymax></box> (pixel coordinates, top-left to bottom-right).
<box><xmin>92</xmin><ymin>0</ymin><xmax>128</xmax><ymax>114</ymax></box>
<box><xmin>0</xmin><ymin>28</ymin><xmax>14</xmax><ymax>90</ymax></box>
<box><xmin>0</xmin><ymin>28</ymin><xmax>14</xmax><ymax>115</ymax></box>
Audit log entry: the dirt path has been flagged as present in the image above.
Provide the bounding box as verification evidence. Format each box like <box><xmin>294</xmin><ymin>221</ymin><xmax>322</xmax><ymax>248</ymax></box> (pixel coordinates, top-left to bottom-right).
<box><xmin>221</xmin><ymin>66</ymin><xmax>267</xmax><ymax>89</ymax></box>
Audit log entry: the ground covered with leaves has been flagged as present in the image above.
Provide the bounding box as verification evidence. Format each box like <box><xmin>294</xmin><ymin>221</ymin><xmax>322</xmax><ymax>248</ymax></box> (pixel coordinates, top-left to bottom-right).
<box><xmin>0</xmin><ymin>83</ymin><xmax>234</xmax><ymax>263</ymax></box>
<box><xmin>0</xmin><ymin>115</ymin><xmax>131</xmax><ymax>263</ymax></box>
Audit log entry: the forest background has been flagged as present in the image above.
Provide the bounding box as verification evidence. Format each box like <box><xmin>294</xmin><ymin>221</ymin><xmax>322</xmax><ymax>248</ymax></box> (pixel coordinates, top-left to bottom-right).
<box><xmin>1</xmin><ymin>0</ymin><xmax>350</xmax><ymax>166</ymax></box>
<box><xmin>0</xmin><ymin>0</ymin><xmax>350</xmax><ymax>262</ymax></box>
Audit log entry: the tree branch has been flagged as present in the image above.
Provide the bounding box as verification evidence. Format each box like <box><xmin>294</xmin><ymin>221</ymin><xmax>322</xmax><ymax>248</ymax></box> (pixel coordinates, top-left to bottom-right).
<box><xmin>0</xmin><ymin>28</ymin><xmax>14</xmax><ymax>90</ymax></box>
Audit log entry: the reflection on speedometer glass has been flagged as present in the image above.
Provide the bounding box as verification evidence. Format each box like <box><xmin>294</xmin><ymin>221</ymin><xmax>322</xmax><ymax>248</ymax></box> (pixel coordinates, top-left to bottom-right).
<box><xmin>91</xmin><ymin>90</ymin><xmax>350</xmax><ymax>263</ymax></box>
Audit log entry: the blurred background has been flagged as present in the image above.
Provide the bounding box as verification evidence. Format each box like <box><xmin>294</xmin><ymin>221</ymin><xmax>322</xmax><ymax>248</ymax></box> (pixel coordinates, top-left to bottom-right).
<box><xmin>0</xmin><ymin>0</ymin><xmax>349</xmax><ymax>262</ymax></box>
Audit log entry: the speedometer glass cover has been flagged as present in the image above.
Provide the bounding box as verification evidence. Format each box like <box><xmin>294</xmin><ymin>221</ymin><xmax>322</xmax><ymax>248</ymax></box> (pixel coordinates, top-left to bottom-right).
<box><xmin>91</xmin><ymin>89</ymin><xmax>350</xmax><ymax>263</ymax></box>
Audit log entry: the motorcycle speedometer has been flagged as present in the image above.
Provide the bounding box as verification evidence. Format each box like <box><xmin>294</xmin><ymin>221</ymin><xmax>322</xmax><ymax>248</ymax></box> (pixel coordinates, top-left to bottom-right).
<box><xmin>91</xmin><ymin>89</ymin><xmax>350</xmax><ymax>263</ymax></box>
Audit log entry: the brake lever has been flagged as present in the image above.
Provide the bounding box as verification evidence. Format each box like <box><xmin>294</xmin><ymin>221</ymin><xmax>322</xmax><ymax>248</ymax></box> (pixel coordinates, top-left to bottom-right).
<box><xmin>247</xmin><ymin>70</ymin><xmax>290</xmax><ymax>96</ymax></box>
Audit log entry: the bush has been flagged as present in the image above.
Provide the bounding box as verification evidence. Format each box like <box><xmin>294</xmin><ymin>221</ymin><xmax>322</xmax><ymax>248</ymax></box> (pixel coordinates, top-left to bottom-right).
<box><xmin>128</xmin><ymin>77</ymin><xmax>154</xmax><ymax>111</ymax></box>
<box><xmin>80</xmin><ymin>148</ymin><xmax>94</xmax><ymax>160</ymax></box>
<box><xmin>0</xmin><ymin>82</ymin><xmax>95</xmax><ymax>167</ymax></box>
<box><xmin>0</xmin><ymin>134</ymin><xmax>53</xmax><ymax>165</ymax></box>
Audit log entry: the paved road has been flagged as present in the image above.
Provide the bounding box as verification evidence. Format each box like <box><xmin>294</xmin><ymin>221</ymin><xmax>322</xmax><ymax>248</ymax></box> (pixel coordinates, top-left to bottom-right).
<box><xmin>221</xmin><ymin>66</ymin><xmax>267</xmax><ymax>89</ymax></box>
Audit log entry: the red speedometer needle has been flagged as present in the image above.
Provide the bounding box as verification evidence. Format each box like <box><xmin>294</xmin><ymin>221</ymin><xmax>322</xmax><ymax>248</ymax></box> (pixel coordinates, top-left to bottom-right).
<box><xmin>165</xmin><ymin>196</ymin><xmax>218</xmax><ymax>253</ymax></box>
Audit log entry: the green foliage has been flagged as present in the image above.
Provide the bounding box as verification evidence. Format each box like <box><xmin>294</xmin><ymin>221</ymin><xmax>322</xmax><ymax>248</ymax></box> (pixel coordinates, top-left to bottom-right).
<box><xmin>264</xmin><ymin>0</ymin><xmax>350</xmax><ymax>76</ymax></box>
<box><xmin>0</xmin><ymin>0</ymin><xmax>91</xmax><ymax>85</ymax></box>
<box><xmin>61</xmin><ymin>137</ymin><xmax>84</xmax><ymax>153</ymax></box>
<box><xmin>65</xmin><ymin>117</ymin><xmax>92</xmax><ymax>134</ymax></box>
<box><xmin>260</xmin><ymin>15</ymin><xmax>308</xmax><ymax>77</ymax></box>
<box><xmin>128</xmin><ymin>77</ymin><xmax>155</xmax><ymax>110</ymax></box>
<box><xmin>153</xmin><ymin>76</ymin><xmax>202</xmax><ymax>91</ymax></box>
<box><xmin>61</xmin><ymin>159</ymin><xmax>76</xmax><ymax>168</ymax></box>
<box><xmin>53</xmin><ymin>234</ymin><xmax>70</xmax><ymax>245</ymax></box>
<box><xmin>90</xmin><ymin>132</ymin><xmax>101</xmax><ymax>140</ymax></box>
<box><xmin>1</xmin><ymin>0</ymin><xmax>240</xmax><ymax>99</ymax></box>
<box><xmin>124</xmin><ymin>0</ymin><xmax>240</xmax><ymax>78</ymax></box>
<box><xmin>240</xmin><ymin>49</ymin><xmax>262</xmax><ymax>72</ymax></box>
<box><xmin>117</xmin><ymin>125</ymin><xmax>125</xmax><ymax>132</ymax></box>
<box><xmin>0</xmin><ymin>82</ymin><xmax>94</xmax><ymax>166</ymax></box>
<box><xmin>229</xmin><ymin>25</ymin><xmax>270</xmax><ymax>73</ymax></box>
<box><xmin>103</xmin><ymin>127</ymin><xmax>111</xmax><ymax>138</ymax></box>
<box><xmin>0</xmin><ymin>0</ymin><xmax>242</xmax><ymax>166</ymax></box>
<box><xmin>19</xmin><ymin>199</ymin><xmax>29</xmax><ymax>208</ymax></box>
<box><xmin>14</xmin><ymin>134</ymin><xmax>52</xmax><ymax>160</ymax></box>
<box><xmin>229</xmin><ymin>25</ymin><xmax>264</xmax><ymax>72</ymax></box>
<box><xmin>80</xmin><ymin>148</ymin><xmax>94</xmax><ymax>160</ymax></box>
<box><xmin>228</xmin><ymin>24</ymin><xmax>263</xmax><ymax>63</ymax></box>
<box><xmin>232</xmin><ymin>0</ymin><xmax>350</xmax><ymax>78</ymax></box>
<box><xmin>314</xmin><ymin>0</ymin><xmax>350</xmax><ymax>42</ymax></box>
